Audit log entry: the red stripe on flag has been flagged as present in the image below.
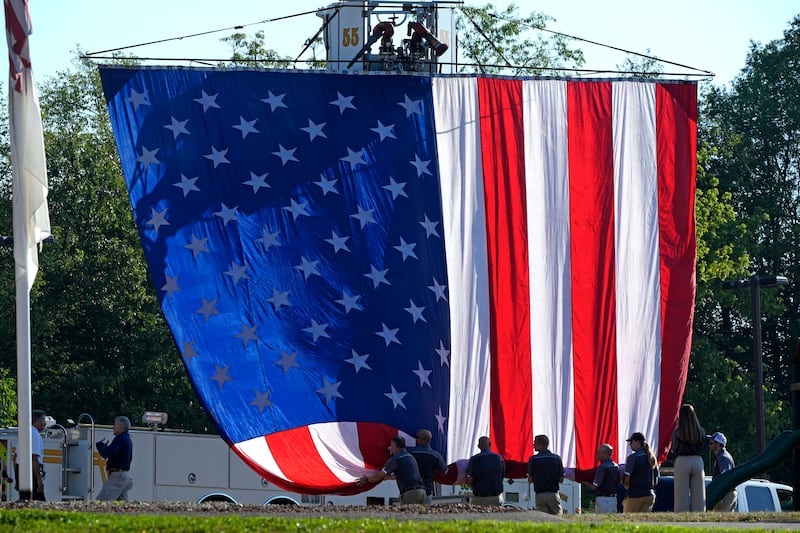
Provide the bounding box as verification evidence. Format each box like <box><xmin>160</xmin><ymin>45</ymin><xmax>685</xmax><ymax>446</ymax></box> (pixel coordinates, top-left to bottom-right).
<box><xmin>567</xmin><ymin>81</ymin><xmax>619</xmax><ymax>473</ymax></box>
<box><xmin>265</xmin><ymin>426</ymin><xmax>344</xmax><ymax>491</ymax></box>
<box><xmin>477</xmin><ymin>78</ymin><xmax>533</xmax><ymax>462</ymax></box>
<box><xmin>356</xmin><ymin>422</ymin><xmax>395</xmax><ymax>470</ymax></box>
<box><xmin>656</xmin><ymin>83</ymin><xmax>697</xmax><ymax>461</ymax></box>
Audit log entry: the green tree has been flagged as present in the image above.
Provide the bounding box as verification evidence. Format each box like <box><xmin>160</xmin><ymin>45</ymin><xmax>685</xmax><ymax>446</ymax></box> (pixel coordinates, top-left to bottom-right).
<box><xmin>456</xmin><ymin>3</ymin><xmax>584</xmax><ymax>75</ymax></box>
<box><xmin>222</xmin><ymin>31</ymin><xmax>300</xmax><ymax>68</ymax></box>
<box><xmin>0</xmin><ymin>59</ymin><xmax>212</xmax><ymax>431</ymax></box>
<box><xmin>616</xmin><ymin>48</ymin><xmax>664</xmax><ymax>79</ymax></box>
<box><xmin>694</xmin><ymin>15</ymin><xmax>800</xmax><ymax>469</ymax></box>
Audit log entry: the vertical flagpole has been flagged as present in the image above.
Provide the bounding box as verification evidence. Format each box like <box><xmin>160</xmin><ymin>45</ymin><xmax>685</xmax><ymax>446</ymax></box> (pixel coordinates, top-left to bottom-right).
<box><xmin>14</xmin><ymin>247</ymin><xmax>32</xmax><ymax>495</ymax></box>
<box><xmin>6</xmin><ymin>0</ymin><xmax>50</xmax><ymax>498</ymax></box>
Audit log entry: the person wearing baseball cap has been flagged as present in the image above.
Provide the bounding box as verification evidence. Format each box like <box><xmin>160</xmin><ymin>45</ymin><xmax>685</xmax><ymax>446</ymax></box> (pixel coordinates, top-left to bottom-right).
<box><xmin>709</xmin><ymin>432</ymin><xmax>736</xmax><ymax>511</ymax></box>
<box><xmin>622</xmin><ymin>432</ymin><xmax>659</xmax><ymax>513</ymax></box>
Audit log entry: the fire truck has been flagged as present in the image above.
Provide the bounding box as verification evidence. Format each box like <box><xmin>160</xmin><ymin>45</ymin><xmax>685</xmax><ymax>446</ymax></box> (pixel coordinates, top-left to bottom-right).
<box><xmin>0</xmin><ymin>414</ymin><xmax>580</xmax><ymax>513</ymax></box>
<box><xmin>0</xmin><ymin>414</ymin><xmax>398</xmax><ymax>505</ymax></box>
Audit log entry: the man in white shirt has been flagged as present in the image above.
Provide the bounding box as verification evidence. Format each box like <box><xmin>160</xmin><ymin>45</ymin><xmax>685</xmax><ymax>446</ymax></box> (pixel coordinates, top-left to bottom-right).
<box><xmin>14</xmin><ymin>410</ymin><xmax>46</xmax><ymax>500</ymax></box>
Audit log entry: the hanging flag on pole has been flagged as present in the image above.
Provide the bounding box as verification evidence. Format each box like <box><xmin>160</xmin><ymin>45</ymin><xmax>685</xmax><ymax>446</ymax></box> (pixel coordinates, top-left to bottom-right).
<box><xmin>99</xmin><ymin>67</ymin><xmax>696</xmax><ymax>493</ymax></box>
<box><xmin>5</xmin><ymin>0</ymin><xmax>50</xmax><ymax>497</ymax></box>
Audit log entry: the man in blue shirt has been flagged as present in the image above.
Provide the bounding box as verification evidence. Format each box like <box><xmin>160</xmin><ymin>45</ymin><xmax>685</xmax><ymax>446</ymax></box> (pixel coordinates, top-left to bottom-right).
<box><xmin>96</xmin><ymin>416</ymin><xmax>134</xmax><ymax>501</ymax></box>
<box><xmin>357</xmin><ymin>436</ymin><xmax>426</xmax><ymax>504</ymax></box>
<box><xmin>408</xmin><ymin>429</ymin><xmax>448</xmax><ymax>504</ymax></box>
<box><xmin>583</xmin><ymin>443</ymin><xmax>620</xmax><ymax>513</ymax></box>
<box><xmin>466</xmin><ymin>436</ymin><xmax>505</xmax><ymax>506</ymax></box>
<box><xmin>710</xmin><ymin>432</ymin><xmax>736</xmax><ymax>511</ymax></box>
<box><xmin>527</xmin><ymin>434</ymin><xmax>564</xmax><ymax>515</ymax></box>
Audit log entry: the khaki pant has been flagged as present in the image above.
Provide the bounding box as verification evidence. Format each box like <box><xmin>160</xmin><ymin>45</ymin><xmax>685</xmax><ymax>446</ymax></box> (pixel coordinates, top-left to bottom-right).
<box><xmin>623</xmin><ymin>494</ymin><xmax>654</xmax><ymax>513</ymax></box>
<box><xmin>471</xmin><ymin>494</ymin><xmax>503</xmax><ymax>507</ymax></box>
<box><xmin>97</xmin><ymin>471</ymin><xmax>133</xmax><ymax>501</ymax></box>
<box><xmin>595</xmin><ymin>495</ymin><xmax>618</xmax><ymax>514</ymax></box>
<box><xmin>399</xmin><ymin>488</ymin><xmax>426</xmax><ymax>504</ymax></box>
<box><xmin>674</xmin><ymin>455</ymin><xmax>705</xmax><ymax>512</ymax></box>
<box><xmin>535</xmin><ymin>492</ymin><xmax>562</xmax><ymax>515</ymax></box>
<box><xmin>713</xmin><ymin>490</ymin><xmax>737</xmax><ymax>512</ymax></box>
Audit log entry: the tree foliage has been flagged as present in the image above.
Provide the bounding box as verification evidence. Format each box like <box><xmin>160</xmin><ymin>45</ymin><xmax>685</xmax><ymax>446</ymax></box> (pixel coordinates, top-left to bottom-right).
<box><xmin>0</xmin><ymin>59</ymin><xmax>212</xmax><ymax>431</ymax></box>
<box><xmin>456</xmin><ymin>3</ymin><xmax>584</xmax><ymax>75</ymax></box>
<box><xmin>688</xmin><ymin>15</ymin><xmax>800</xmax><ymax>472</ymax></box>
<box><xmin>616</xmin><ymin>48</ymin><xmax>664</xmax><ymax>79</ymax></box>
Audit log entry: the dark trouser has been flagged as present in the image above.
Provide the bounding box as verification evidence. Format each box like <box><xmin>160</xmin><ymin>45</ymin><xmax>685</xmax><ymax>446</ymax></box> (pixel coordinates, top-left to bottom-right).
<box><xmin>17</xmin><ymin>489</ymin><xmax>46</xmax><ymax>501</ymax></box>
<box><xmin>14</xmin><ymin>463</ymin><xmax>45</xmax><ymax>501</ymax></box>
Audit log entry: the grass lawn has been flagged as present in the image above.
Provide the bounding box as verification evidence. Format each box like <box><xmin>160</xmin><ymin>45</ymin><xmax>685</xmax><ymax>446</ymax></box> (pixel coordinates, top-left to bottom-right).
<box><xmin>0</xmin><ymin>509</ymin><xmax>798</xmax><ymax>533</ymax></box>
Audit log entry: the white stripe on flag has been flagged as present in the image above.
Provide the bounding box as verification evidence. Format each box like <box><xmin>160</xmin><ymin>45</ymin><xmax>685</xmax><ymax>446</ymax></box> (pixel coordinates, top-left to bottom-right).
<box><xmin>612</xmin><ymin>82</ymin><xmax>662</xmax><ymax>458</ymax></box>
<box><xmin>522</xmin><ymin>80</ymin><xmax>576</xmax><ymax>467</ymax></box>
<box><xmin>235</xmin><ymin>436</ymin><xmax>290</xmax><ymax>483</ymax></box>
<box><xmin>308</xmin><ymin>422</ymin><xmax>366</xmax><ymax>482</ymax></box>
<box><xmin>433</xmin><ymin>77</ymin><xmax>492</xmax><ymax>463</ymax></box>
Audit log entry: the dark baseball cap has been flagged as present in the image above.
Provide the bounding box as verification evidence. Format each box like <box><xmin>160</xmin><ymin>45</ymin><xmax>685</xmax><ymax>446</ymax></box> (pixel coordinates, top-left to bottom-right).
<box><xmin>626</xmin><ymin>432</ymin><xmax>646</xmax><ymax>443</ymax></box>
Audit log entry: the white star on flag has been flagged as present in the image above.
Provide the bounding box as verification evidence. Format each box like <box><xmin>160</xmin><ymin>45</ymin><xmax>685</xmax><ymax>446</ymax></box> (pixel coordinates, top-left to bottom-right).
<box><xmin>435</xmin><ymin>406</ymin><xmax>447</xmax><ymax>433</ymax></box>
<box><xmin>364</xmin><ymin>265</ymin><xmax>390</xmax><ymax>288</ymax></box>
<box><xmin>384</xmin><ymin>385</ymin><xmax>407</xmax><ymax>409</ymax></box>
<box><xmin>283</xmin><ymin>198</ymin><xmax>310</xmax><ymax>220</ymax></box>
<box><xmin>420</xmin><ymin>214</ymin><xmax>441</xmax><ymax>238</ymax></box>
<box><xmin>274</xmin><ymin>351</ymin><xmax>300</xmax><ymax>374</ymax></box>
<box><xmin>161</xmin><ymin>274</ymin><xmax>181</xmax><ymax>298</ymax></box>
<box><xmin>233</xmin><ymin>116</ymin><xmax>259</xmax><ymax>138</ymax></box>
<box><xmin>125</xmin><ymin>88</ymin><xmax>150</xmax><ymax>110</ymax></box>
<box><xmin>295</xmin><ymin>256</ymin><xmax>320</xmax><ymax>280</ymax></box>
<box><xmin>301</xmin><ymin>119</ymin><xmax>327</xmax><ymax>141</ymax></box>
<box><xmin>376</xmin><ymin>322</ymin><xmax>400</xmax><ymax>346</ymax></box>
<box><xmin>398</xmin><ymin>94</ymin><xmax>422</xmax><ymax>116</ymax></box>
<box><xmin>325</xmin><ymin>231</ymin><xmax>350</xmax><ymax>254</ymax></box>
<box><xmin>436</xmin><ymin>340</ymin><xmax>450</xmax><ymax>367</ymax></box>
<box><xmin>273</xmin><ymin>144</ymin><xmax>299</xmax><ymax>165</ymax></box>
<box><xmin>250</xmin><ymin>390</ymin><xmax>273</xmax><ymax>413</ymax></box>
<box><xmin>173</xmin><ymin>174</ymin><xmax>200</xmax><ymax>197</ymax></box>
<box><xmin>211</xmin><ymin>364</ymin><xmax>232</xmax><ymax>389</ymax></box>
<box><xmin>413</xmin><ymin>361</ymin><xmax>432</xmax><ymax>387</ymax></box>
<box><xmin>214</xmin><ymin>203</ymin><xmax>239</xmax><ymax>226</ymax></box>
<box><xmin>184</xmin><ymin>235</ymin><xmax>209</xmax><ymax>258</ymax></box>
<box><xmin>329</xmin><ymin>91</ymin><xmax>356</xmax><ymax>114</ymax></box>
<box><xmin>316</xmin><ymin>378</ymin><xmax>343</xmax><ymax>404</ymax></box>
<box><xmin>370</xmin><ymin>120</ymin><xmax>396</xmax><ymax>141</ymax></box>
<box><xmin>404</xmin><ymin>299</ymin><xmax>427</xmax><ymax>323</ymax></box>
<box><xmin>267</xmin><ymin>289</ymin><xmax>291</xmax><ymax>312</ymax></box>
<box><xmin>146</xmin><ymin>207</ymin><xmax>169</xmax><ymax>232</ymax></box>
<box><xmin>410</xmin><ymin>153</ymin><xmax>432</xmax><ymax>177</ymax></box>
<box><xmin>262</xmin><ymin>91</ymin><xmax>288</xmax><ymax>112</ymax></box>
<box><xmin>243</xmin><ymin>172</ymin><xmax>270</xmax><ymax>193</ymax></box>
<box><xmin>428</xmin><ymin>277</ymin><xmax>447</xmax><ymax>302</ymax></box>
<box><xmin>304</xmin><ymin>319</ymin><xmax>330</xmax><ymax>342</ymax></box>
<box><xmin>256</xmin><ymin>228</ymin><xmax>281</xmax><ymax>251</ymax></box>
<box><xmin>345</xmin><ymin>350</ymin><xmax>371</xmax><ymax>373</ymax></box>
<box><xmin>351</xmin><ymin>205</ymin><xmax>376</xmax><ymax>228</ymax></box>
<box><xmin>335</xmin><ymin>290</ymin><xmax>362</xmax><ymax>313</ymax></box>
<box><xmin>341</xmin><ymin>147</ymin><xmax>367</xmax><ymax>169</ymax></box>
<box><xmin>204</xmin><ymin>146</ymin><xmax>230</xmax><ymax>168</ymax></box>
<box><xmin>195</xmin><ymin>298</ymin><xmax>220</xmax><ymax>322</ymax></box>
<box><xmin>383</xmin><ymin>177</ymin><xmax>408</xmax><ymax>200</ymax></box>
<box><xmin>315</xmin><ymin>175</ymin><xmax>339</xmax><ymax>196</ymax></box>
<box><xmin>137</xmin><ymin>146</ymin><xmax>159</xmax><ymax>170</ymax></box>
<box><xmin>164</xmin><ymin>116</ymin><xmax>189</xmax><ymax>139</ymax></box>
<box><xmin>224</xmin><ymin>262</ymin><xmax>250</xmax><ymax>285</ymax></box>
<box><xmin>393</xmin><ymin>237</ymin><xmax>418</xmax><ymax>261</ymax></box>
<box><xmin>235</xmin><ymin>323</ymin><xmax>260</xmax><ymax>347</ymax></box>
<box><xmin>194</xmin><ymin>90</ymin><xmax>220</xmax><ymax>112</ymax></box>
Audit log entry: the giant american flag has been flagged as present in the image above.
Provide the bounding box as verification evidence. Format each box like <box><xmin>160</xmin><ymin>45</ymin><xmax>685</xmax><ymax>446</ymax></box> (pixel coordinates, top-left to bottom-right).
<box><xmin>99</xmin><ymin>66</ymin><xmax>696</xmax><ymax>493</ymax></box>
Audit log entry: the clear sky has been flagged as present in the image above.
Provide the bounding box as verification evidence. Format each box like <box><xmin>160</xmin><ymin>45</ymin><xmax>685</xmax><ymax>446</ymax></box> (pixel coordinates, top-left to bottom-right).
<box><xmin>24</xmin><ymin>1</ymin><xmax>799</xmax><ymax>87</ymax></box>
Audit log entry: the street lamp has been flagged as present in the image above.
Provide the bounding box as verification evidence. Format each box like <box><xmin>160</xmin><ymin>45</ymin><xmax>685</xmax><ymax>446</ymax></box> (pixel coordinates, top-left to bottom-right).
<box><xmin>722</xmin><ymin>274</ymin><xmax>790</xmax><ymax>454</ymax></box>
